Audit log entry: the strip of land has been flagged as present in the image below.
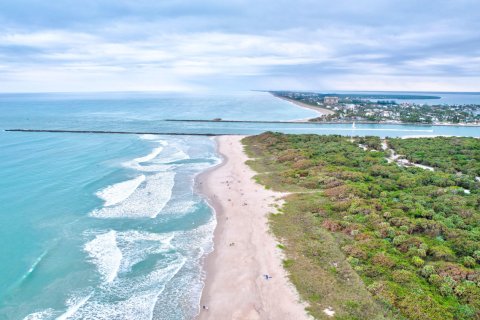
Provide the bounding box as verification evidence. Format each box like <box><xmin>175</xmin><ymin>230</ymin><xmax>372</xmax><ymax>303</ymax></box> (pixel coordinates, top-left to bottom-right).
<box><xmin>196</xmin><ymin>135</ymin><xmax>309</xmax><ymax>320</ymax></box>
<box><xmin>275</xmin><ymin>95</ymin><xmax>335</xmax><ymax>121</ymax></box>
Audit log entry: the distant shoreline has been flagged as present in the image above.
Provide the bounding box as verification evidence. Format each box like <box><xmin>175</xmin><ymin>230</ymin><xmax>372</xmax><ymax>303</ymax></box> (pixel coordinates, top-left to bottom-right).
<box><xmin>273</xmin><ymin>94</ymin><xmax>335</xmax><ymax>120</ymax></box>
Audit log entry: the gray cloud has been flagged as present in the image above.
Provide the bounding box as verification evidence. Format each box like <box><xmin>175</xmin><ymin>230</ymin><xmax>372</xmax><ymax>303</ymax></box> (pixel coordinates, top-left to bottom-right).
<box><xmin>0</xmin><ymin>0</ymin><xmax>479</xmax><ymax>92</ymax></box>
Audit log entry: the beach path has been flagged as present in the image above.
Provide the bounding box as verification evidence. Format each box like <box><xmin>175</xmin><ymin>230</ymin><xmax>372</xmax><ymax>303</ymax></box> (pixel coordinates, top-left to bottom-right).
<box><xmin>197</xmin><ymin>135</ymin><xmax>310</xmax><ymax>320</ymax></box>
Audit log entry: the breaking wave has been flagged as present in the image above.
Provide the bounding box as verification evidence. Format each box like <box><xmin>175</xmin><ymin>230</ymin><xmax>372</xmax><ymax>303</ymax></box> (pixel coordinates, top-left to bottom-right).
<box><xmin>96</xmin><ymin>175</ymin><xmax>146</xmax><ymax>207</ymax></box>
<box><xmin>90</xmin><ymin>171</ymin><xmax>175</xmax><ymax>219</ymax></box>
<box><xmin>84</xmin><ymin>231</ymin><xmax>122</xmax><ymax>283</ymax></box>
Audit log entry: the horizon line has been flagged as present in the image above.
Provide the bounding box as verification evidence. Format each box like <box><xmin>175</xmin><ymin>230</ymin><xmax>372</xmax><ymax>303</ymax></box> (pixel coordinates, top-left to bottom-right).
<box><xmin>0</xmin><ymin>89</ymin><xmax>479</xmax><ymax>95</ymax></box>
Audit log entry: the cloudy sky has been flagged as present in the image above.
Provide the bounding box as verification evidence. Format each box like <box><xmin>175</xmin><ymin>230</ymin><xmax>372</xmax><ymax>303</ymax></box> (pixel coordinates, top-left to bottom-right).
<box><xmin>0</xmin><ymin>0</ymin><xmax>479</xmax><ymax>92</ymax></box>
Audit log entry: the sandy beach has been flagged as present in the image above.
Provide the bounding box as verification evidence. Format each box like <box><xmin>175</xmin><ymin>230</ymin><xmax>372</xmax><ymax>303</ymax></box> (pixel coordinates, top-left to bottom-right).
<box><xmin>275</xmin><ymin>95</ymin><xmax>335</xmax><ymax>121</ymax></box>
<box><xmin>196</xmin><ymin>135</ymin><xmax>310</xmax><ymax>320</ymax></box>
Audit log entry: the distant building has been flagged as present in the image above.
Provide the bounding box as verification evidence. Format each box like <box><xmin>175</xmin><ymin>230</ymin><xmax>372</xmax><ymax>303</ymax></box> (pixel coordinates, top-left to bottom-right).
<box><xmin>324</xmin><ymin>96</ymin><xmax>339</xmax><ymax>105</ymax></box>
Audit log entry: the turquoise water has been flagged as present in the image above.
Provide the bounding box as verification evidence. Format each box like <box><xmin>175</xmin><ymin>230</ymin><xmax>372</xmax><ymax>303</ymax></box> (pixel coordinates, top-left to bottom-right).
<box><xmin>0</xmin><ymin>133</ymin><xmax>219</xmax><ymax>319</ymax></box>
<box><xmin>0</xmin><ymin>91</ymin><xmax>479</xmax><ymax>320</ymax></box>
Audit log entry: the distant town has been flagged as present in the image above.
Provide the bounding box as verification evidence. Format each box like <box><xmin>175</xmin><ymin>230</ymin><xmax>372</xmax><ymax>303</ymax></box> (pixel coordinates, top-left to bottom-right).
<box><xmin>272</xmin><ymin>91</ymin><xmax>480</xmax><ymax>125</ymax></box>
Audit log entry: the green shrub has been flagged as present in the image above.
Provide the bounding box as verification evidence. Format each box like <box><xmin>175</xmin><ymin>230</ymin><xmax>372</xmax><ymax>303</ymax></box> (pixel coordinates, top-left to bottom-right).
<box><xmin>372</xmin><ymin>253</ymin><xmax>396</xmax><ymax>268</ymax></box>
<box><xmin>397</xmin><ymin>293</ymin><xmax>454</xmax><ymax>320</ymax></box>
<box><xmin>429</xmin><ymin>245</ymin><xmax>456</xmax><ymax>261</ymax></box>
<box><xmin>347</xmin><ymin>256</ymin><xmax>360</xmax><ymax>266</ymax></box>
<box><xmin>455</xmin><ymin>305</ymin><xmax>476</xmax><ymax>319</ymax></box>
<box><xmin>283</xmin><ymin>259</ymin><xmax>294</xmax><ymax>268</ymax></box>
<box><xmin>472</xmin><ymin>250</ymin><xmax>480</xmax><ymax>262</ymax></box>
<box><xmin>412</xmin><ymin>256</ymin><xmax>425</xmax><ymax>267</ymax></box>
<box><xmin>392</xmin><ymin>269</ymin><xmax>415</xmax><ymax>284</ymax></box>
<box><xmin>421</xmin><ymin>265</ymin><xmax>436</xmax><ymax>278</ymax></box>
<box><xmin>428</xmin><ymin>274</ymin><xmax>442</xmax><ymax>286</ymax></box>
<box><xmin>439</xmin><ymin>282</ymin><xmax>454</xmax><ymax>296</ymax></box>
<box><xmin>439</xmin><ymin>276</ymin><xmax>456</xmax><ymax>297</ymax></box>
<box><xmin>462</xmin><ymin>256</ymin><xmax>476</xmax><ymax>268</ymax></box>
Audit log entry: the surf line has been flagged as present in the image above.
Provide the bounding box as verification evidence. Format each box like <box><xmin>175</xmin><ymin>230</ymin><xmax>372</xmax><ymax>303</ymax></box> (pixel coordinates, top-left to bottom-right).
<box><xmin>5</xmin><ymin>129</ymin><xmax>233</xmax><ymax>136</ymax></box>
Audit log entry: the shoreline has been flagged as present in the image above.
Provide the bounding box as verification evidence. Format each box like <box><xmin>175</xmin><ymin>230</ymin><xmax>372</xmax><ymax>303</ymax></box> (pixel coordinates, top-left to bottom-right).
<box><xmin>274</xmin><ymin>95</ymin><xmax>335</xmax><ymax>121</ymax></box>
<box><xmin>195</xmin><ymin>135</ymin><xmax>309</xmax><ymax>319</ymax></box>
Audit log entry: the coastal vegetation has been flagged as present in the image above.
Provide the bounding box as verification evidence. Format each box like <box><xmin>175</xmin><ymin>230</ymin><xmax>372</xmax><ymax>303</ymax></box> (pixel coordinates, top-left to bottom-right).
<box><xmin>388</xmin><ymin>137</ymin><xmax>480</xmax><ymax>178</ymax></box>
<box><xmin>243</xmin><ymin>133</ymin><xmax>480</xmax><ymax>319</ymax></box>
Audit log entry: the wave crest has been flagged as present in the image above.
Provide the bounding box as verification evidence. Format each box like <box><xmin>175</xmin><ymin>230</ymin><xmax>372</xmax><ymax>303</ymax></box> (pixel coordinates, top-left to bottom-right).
<box><xmin>96</xmin><ymin>175</ymin><xmax>146</xmax><ymax>207</ymax></box>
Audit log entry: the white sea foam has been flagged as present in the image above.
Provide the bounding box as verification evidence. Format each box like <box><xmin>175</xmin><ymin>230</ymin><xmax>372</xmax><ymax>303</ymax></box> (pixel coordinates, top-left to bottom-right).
<box><xmin>165</xmin><ymin>200</ymin><xmax>198</xmax><ymax>215</ymax></box>
<box><xmin>130</xmin><ymin>162</ymin><xmax>173</xmax><ymax>173</ymax></box>
<box><xmin>22</xmin><ymin>253</ymin><xmax>186</xmax><ymax>320</ymax></box>
<box><xmin>125</xmin><ymin>150</ymin><xmax>176</xmax><ymax>172</ymax></box>
<box><xmin>115</xmin><ymin>230</ymin><xmax>174</xmax><ymax>273</ymax></box>
<box><xmin>152</xmin><ymin>216</ymin><xmax>217</xmax><ymax>319</ymax></box>
<box><xmin>56</xmin><ymin>230</ymin><xmax>184</xmax><ymax>320</ymax></box>
<box><xmin>23</xmin><ymin>309</ymin><xmax>55</xmax><ymax>320</ymax></box>
<box><xmin>65</xmin><ymin>260</ymin><xmax>185</xmax><ymax>320</ymax></box>
<box><xmin>57</xmin><ymin>293</ymin><xmax>93</xmax><ymax>320</ymax></box>
<box><xmin>84</xmin><ymin>231</ymin><xmax>122</xmax><ymax>283</ymax></box>
<box><xmin>91</xmin><ymin>171</ymin><xmax>175</xmax><ymax>218</ymax></box>
<box><xmin>160</xmin><ymin>148</ymin><xmax>190</xmax><ymax>164</ymax></box>
<box><xmin>68</xmin><ymin>291</ymin><xmax>160</xmax><ymax>320</ymax></box>
<box><xmin>134</xmin><ymin>146</ymin><xmax>164</xmax><ymax>164</ymax></box>
<box><xmin>121</xmin><ymin>138</ymin><xmax>168</xmax><ymax>171</ymax></box>
<box><xmin>29</xmin><ymin>137</ymin><xmax>219</xmax><ymax>320</ymax></box>
<box><xmin>84</xmin><ymin>230</ymin><xmax>174</xmax><ymax>282</ymax></box>
<box><xmin>96</xmin><ymin>175</ymin><xmax>146</xmax><ymax>207</ymax></box>
<box><xmin>127</xmin><ymin>151</ymin><xmax>190</xmax><ymax>172</ymax></box>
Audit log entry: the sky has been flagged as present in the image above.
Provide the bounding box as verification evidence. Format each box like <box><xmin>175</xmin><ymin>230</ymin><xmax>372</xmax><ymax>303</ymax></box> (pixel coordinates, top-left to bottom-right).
<box><xmin>0</xmin><ymin>0</ymin><xmax>479</xmax><ymax>93</ymax></box>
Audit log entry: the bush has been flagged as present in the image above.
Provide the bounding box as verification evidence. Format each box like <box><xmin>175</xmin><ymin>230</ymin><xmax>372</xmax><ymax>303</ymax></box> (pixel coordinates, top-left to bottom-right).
<box><xmin>473</xmin><ymin>250</ymin><xmax>480</xmax><ymax>262</ymax></box>
<box><xmin>429</xmin><ymin>245</ymin><xmax>456</xmax><ymax>261</ymax></box>
<box><xmin>392</xmin><ymin>269</ymin><xmax>415</xmax><ymax>284</ymax></box>
<box><xmin>462</xmin><ymin>256</ymin><xmax>476</xmax><ymax>268</ymax></box>
<box><xmin>292</xmin><ymin>159</ymin><xmax>313</xmax><ymax>170</ymax></box>
<box><xmin>429</xmin><ymin>274</ymin><xmax>442</xmax><ymax>286</ymax></box>
<box><xmin>367</xmin><ymin>281</ymin><xmax>396</xmax><ymax>306</ymax></box>
<box><xmin>397</xmin><ymin>293</ymin><xmax>454</xmax><ymax>320</ymax></box>
<box><xmin>421</xmin><ymin>265</ymin><xmax>436</xmax><ymax>278</ymax></box>
<box><xmin>412</xmin><ymin>256</ymin><xmax>425</xmax><ymax>267</ymax></box>
<box><xmin>347</xmin><ymin>256</ymin><xmax>360</xmax><ymax>266</ymax></box>
<box><xmin>455</xmin><ymin>305</ymin><xmax>476</xmax><ymax>319</ymax></box>
<box><xmin>439</xmin><ymin>276</ymin><xmax>457</xmax><ymax>297</ymax></box>
<box><xmin>283</xmin><ymin>259</ymin><xmax>294</xmax><ymax>268</ymax></box>
<box><xmin>372</xmin><ymin>253</ymin><xmax>396</xmax><ymax>268</ymax></box>
<box><xmin>393</xmin><ymin>234</ymin><xmax>408</xmax><ymax>246</ymax></box>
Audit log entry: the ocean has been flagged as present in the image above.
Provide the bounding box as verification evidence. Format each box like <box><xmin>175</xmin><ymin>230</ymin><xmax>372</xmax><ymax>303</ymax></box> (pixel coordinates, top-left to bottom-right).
<box><xmin>0</xmin><ymin>91</ymin><xmax>479</xmax><ymax>320</ymax></box>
